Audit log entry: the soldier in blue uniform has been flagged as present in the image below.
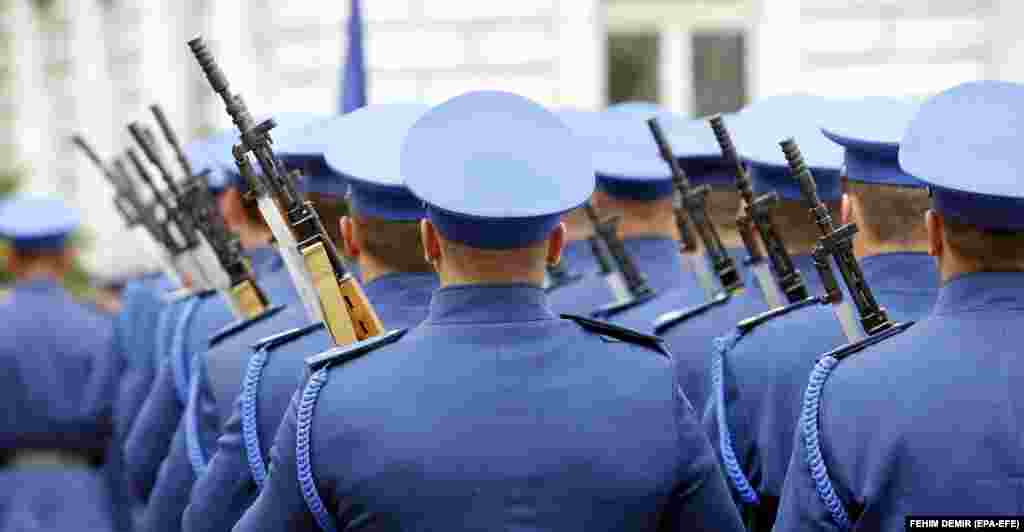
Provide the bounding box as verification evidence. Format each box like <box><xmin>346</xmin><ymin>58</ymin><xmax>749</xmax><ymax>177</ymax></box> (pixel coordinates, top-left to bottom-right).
<box><xmin>546</xmin><ymin>110</ymin><xmax>713</xmax><ymax>319</ymax></box>
<box><xmin>774</xmin><ymin>80</ymin><xmax>1024</xmax><ymax>531</ymax></box>
<box><xmin>704</xmin><ymin>97</ymin><xmax>938</xmax><ymax>530</ymax></box>
<box><xmin>182</xmin><ymin>103</ymin><xmax>439</xmax><ymax>532</ymax></box>
<box><xmin>657</xmin><ymin>95</ymin><xmax>844</xmax><ymax>415</ymax></box>
<box><xmin>231</xmin><ymin>90</ymin><xmax>743</xmax><ymax>532</ymax></box>
<box><xmin>123</xmin><ymin>117</ymin><xmax>316</xmax><ymax>503</ymax></box>
<box><xmin>0</xmin><ymin>196</ymin><xmax>120</xmax><ymax>531</ymax></box>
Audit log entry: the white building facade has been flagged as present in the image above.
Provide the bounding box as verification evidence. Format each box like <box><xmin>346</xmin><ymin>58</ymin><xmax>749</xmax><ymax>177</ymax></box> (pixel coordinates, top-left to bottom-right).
<box><xmin>1</xmin><ymin>0</ymin><xmax>1022</xmax><ymax>275</ymax></box>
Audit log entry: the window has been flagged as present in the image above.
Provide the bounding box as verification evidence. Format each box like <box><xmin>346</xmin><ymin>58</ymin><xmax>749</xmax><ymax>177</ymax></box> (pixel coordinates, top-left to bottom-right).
<box><xmin>607</xmin><ymin>33</ymin><xmax>659</xmax><ymax>105</ymax></box>
<box><xmin>692</xmin><ymin>30</ymin><xmax>746</xmax><ymax>117</ymax></box>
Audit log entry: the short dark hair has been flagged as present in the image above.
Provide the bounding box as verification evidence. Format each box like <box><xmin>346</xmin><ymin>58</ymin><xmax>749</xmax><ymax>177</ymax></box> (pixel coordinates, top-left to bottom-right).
<box><xmin>941</xmin><ymin>214</ymin><xmax>1024</xmax><ymax>272</ymax></box>
<box><xmin>844</xmin><ymin>181</ymin><xmax>929</xmax><ymax>246</ymax></box>
<box><xmin>306</xmin><ymin>192</ymin><xmax>350</xmax><ymax>248</ymax></box>
<box><xmin>351</xmin><ymin>212</ymin><xmax>432</xmax><ymax>273</ymax></box>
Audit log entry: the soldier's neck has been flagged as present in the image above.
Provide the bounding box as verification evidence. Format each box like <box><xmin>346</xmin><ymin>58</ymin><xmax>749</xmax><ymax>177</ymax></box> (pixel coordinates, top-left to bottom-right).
<box><xmin>438</xmin><ymin>266</ymin><xmax>546</xmax><ymax>288</ymax></box>
<box><xmin>14</xmin><ymin>264</ymin><xmax>64</xmax><ymax>283</ymax></box>
<box><xmin>853</xmin><ymin>235</ymin><xmax>928</xmax><ymax>261</ymax></box>
<box><xmin>237</xmin><ymin>226</ymin><xmax>274</xmax><ymax>250</ymax></box>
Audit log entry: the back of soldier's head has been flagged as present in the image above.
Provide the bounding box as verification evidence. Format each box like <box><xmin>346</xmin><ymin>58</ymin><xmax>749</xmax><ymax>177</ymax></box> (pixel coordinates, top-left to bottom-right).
<box><xmin>822</xmin><ymin>96</ymin><xmax>931</xmax><ymax>250</ymax></box>
<box><xmin>898</xmin><ymin>81</ymin><xmax>1024</xmax><ymax>272</ymax></box>
<box><xmin>402</xmin><ymin>91</ymin><xmax>594</xmax><ymax>282</ymax></box>
<box><xmin>0</xmin><ymin>195</ymin><xmax>79</xmax><ymax>276</ymax></box>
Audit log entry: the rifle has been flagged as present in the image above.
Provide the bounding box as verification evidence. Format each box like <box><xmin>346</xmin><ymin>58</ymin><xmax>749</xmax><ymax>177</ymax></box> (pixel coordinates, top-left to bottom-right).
<box><xmin>780</xmin><ymin>138</ymin><xmax>893</xmax><ymax>340</ymax></box>
<box><xmin>148</xmin><ymin>104</ymin><xmax>271</xmax><ymax>319</ymax></box>
<box><xmin>127</xmin><ymin>124</ymin><xmax>219</xmax><ymax>291</ymax></box>
<box><xmin>189</xmin><ymin>35</ymin><xmax>383</xmax><ymax>345</ymax></box>
<box><xmin>72</xmin><ymin>134</ymin><xmax>190</xmax><ymax>288</ymax></box>
<box><xmin>648</xmin><ymin>118</ymin><xmax>742</xmax><ymax>296</ymax></box>
<box><xmin>583</xmin><ymin>201</ymin><xmax>656</xmax><ymax>318</ymax></box>
<box><xmin>709</xmin><ymin>115</ymin><xmax>808</xmax><ymax>308</ymax></box>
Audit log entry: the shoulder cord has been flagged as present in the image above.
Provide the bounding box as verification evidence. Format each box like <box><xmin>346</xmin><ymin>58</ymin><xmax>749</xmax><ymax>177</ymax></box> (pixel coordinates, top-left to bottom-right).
<box><xmin>241</xmin><ymin>345</ymin><xmax>272</xmax><ymax>489</ymax></box>
<box><xmin>296</xmin><ymin>367</ymin><xmax>338</xmax><ymax>532</ymax></box>
<box><xmin>171</xmin><ymin>297</ymin><xmax>201</xmax><ymax>405</ymax></box>
<box><xmin>185</xmin><ymin>353</ymin><xmax>208</xmax><ymax>476</ymax></box>
<box><xmin>800</xmin><ymin>354</ymin><xmax>852</xmax><ymax>530</ymax></box>
<box><xmin>711</xmin><ymin>330</ymin><xmax>760</xmax><ymax>506</ymax></box>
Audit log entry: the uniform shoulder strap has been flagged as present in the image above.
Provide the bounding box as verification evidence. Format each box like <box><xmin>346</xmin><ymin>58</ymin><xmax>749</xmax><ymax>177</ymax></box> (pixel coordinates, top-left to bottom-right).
<box><xmin>560</xmin><ymin>314</ymin><xmax>670</xmax><ymax>358</ymax></box>
<box><xmin>800</xmin><ymin>320</ymin><xmax>915</xmax><ymax>531</ymax></box>
<box><xmin>252</xmin><ymin>322</ymin><xmax>325</xmax><ymax>352</ymax></box>
<box><xmin>652</xmin><ymin>292</ymin><xmax>731</xmax><ymax>335</ymax></box>
<box><xmin>305</xmin><ymin>328</ymin><xmax>408</xmax><ymax>372</ymax></box>
<box><xmin>736</xmin><ymin>296</ymin><xmax>819</xmax><ymax>334</ymax></box>
<box><xmin>208</xmin><ymin>304</ymin><xmax>287</xmax><ymax>348</ymax></box>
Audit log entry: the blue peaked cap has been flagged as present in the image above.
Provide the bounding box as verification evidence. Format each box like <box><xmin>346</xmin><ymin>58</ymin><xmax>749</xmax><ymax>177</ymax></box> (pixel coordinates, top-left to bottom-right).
<box><xmin>0</xmin><ymin>196</ymin><xmax>80</xmax><ymax>251</ymax></box>
<box><xmin>660</xmin><ymin>114</ymin><xmax>741</xmax><ymax>188</ymax></box>
<box><xmin>321</xmin><ymin>103</ymin><xmax>430</xmax><ymax>221</ymax></box>
<box><xmin>558</xmin><ymin>109</ymin><xmax>673</xmax><ymax>200</ymax></box>
<box><xmin>899</xmin><ymin>80</ymin><xmax>1024</xmax><ymax>231</ymax></box>
<box><xmin>403</xmin><ymin>91</ymin><xmax>595</xmax><ymax>250</ymax></box>
<box><xmin>821</xmin><ymin>97</ymin><xmax>923</xmax><ymax>188</ymax></box>
<box><xmin>185</xmin><ymin>128</ymin><xmax>237</xmax><ymax>193</ymax></box>
<box><xmin>734</xmin><ymin>94</ymin><xmax>845</xmax><ymax>201</ymax></box>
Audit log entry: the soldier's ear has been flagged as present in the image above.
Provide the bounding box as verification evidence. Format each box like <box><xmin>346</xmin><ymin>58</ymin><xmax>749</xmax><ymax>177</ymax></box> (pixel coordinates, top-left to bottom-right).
<box><xmin>840</xmin><ymin>193</ymin><xmax>854</xmax><ymax>226</ymax></box>
<box><xmin>339</xmin><ymin>216</ymin><xmax>359</xmax><ymax>258</ymax></box>
<box><xmin>546</xmin><ymin>222</ymin><xmax>566</xmax><ymax>266</ymax></box>
<box><xmin>420</xmin><ymin>219</ymin><xmax>442</xmax><ymax>264</ymax></box>
<box><xmin>925</xmin><ymin>209</ymin><xmax>943</xmax><ymax>258</ymax></box>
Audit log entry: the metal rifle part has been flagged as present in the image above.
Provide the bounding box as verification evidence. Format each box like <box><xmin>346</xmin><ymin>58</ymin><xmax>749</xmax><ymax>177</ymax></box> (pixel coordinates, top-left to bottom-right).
<box><xmin>190</xmin><ymin>35</ymin><xmax>383</xmax><ymax>344</ymax></box>
<box><xmin>586</xmin><ymin>234</ymin><xmax>631</xmax><ymax>302</ymax></box>
<box><xmin>709</xmin><ymin>115</ymin><xmax>806</xmax><ymax>306</ymax></box>
<box><xmin>149</xmin><ymin>104</ymin><xmax>270</xmax><ymax>318</ymax></box>
<box><xmin>72</xmin><ymin>135</ymin><xmax>186</xmax><ymax>288</ymax></box>
<box><xmin>125</xmin><ymin>146</ymin><xmax>211</xmax><ymax>290</ymax></box>
<box><xmin>543</xmin><ymin>259</ymin><xmax>583</xmax><ymax>292</ymax></box>
<box><xmin>233</xmin><ymin>144</ymin><xmax>325</xmax><ymax>325</ymax></box>
<box><xmin>582</xmin><ymin>202</ymin><xmax>656</xmax><ymax>317</ymax></box>
<box><xmin>647</xmin><ymin>118</ymin><xmax>742</xmax><ymax>294</ymax></box>
<box><xmin>780</xmin><ymin>138</ymin><xmax>893</xmax><ymax>339</ymax></box>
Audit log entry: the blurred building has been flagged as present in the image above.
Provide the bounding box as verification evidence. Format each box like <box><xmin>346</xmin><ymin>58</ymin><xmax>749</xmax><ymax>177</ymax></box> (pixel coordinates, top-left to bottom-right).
<box><xmin>1</xmin><ymin>0</ymin><xmax>1022</xmax><ymax>275</ymax></box>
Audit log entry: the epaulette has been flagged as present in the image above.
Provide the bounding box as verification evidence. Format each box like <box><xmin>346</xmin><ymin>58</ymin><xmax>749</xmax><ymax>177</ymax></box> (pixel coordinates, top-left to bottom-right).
<box><xmin>652</xmin><ymin>291</ymin><xmax>731</xmax><ymax>335</ymax></box>
<box><xmin>305</xmin><ymin>328</ymin><xmax>408</xmax><ymax>372</ymax></box>
<box><xmin>736</xmin><ymin>296</ymin><xmax>820</xmax><ymax>334</ymax></box>
<box><xmin>252</xmin><ymin>322</ymin><xmax>325</xmax><ymax>352</ymax></box>
<box><xmin>208</xmin><ymin>304</ymin><xmax>287</xmax><ymax>349</ymax></box>
<box><xmin>824</xmin><ymin>320</ymin><xmax>915</xmax><ymax>362</ymax></box>
<box><xmin>591</xmin><ymin>291</ymin><xmax>659</xmax><ymax>320</ymax></box>
<box><xmin>560</xmin><ymin>314</ymin><xmax>669</xmax><ymax>358</ymax></box>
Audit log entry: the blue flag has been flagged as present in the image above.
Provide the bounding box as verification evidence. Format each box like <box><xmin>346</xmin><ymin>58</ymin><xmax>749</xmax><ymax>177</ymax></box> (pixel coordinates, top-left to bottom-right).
<box><xmin>339</xmin><ymin>0</ymin><xmax>367</xmax><ymax>114</ymax></box>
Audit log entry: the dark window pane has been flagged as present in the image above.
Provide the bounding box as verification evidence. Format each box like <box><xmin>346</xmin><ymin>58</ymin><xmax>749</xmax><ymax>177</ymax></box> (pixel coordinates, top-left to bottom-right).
<box><xmin>608</xmin><ymin>33</ymin><xmax>659</xmax><ymax>105</ymax></box>
<box><xmin>692</xmin><ymin>31</ymin><xmax>746</xmax><ymax>117</ymax></box>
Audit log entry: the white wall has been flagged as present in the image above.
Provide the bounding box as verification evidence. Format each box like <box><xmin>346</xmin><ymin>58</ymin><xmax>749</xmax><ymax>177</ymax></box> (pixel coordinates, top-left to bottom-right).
<box><xmin>0</xmin><ymin>0</ymin><xmax>604</xmax><ymax>276</ymax></box>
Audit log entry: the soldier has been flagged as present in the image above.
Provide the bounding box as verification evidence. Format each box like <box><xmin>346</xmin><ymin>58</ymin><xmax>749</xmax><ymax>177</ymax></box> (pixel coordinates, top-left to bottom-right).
<box><xmin>657</xmin><ymin>94</ymin><xmax>844</xmax><ymax>415</ymax></box>
<box><xmin>231</xmin><ymin>90</ymin><xmax>744</xmax><ymax>532</ymax></box>
<box><xmin>0</xmin><ymin>196</ymin><xmax>120</xmax><ymax>531</ymax></box>
<box><xmin>706</xmin><ymin>97</ymin><xmax>938</xmax><ymax>529</ymax></box>
<box><xmin>181</xmin><ymin>103</ymin><xmax>439</xmax><ymax>532</ymax></box>
<box><xmin>774</xmin><ymin>80</ymin><xmax>1024</xmax><ymax>531</ymax></box>
<box><xmin>546</xmin><ymin>110</ymin><xmax>715</xmax><ymax>318</ymax></box>
<box><xmin>123</xmin><ymin>116</ymin><xmax>317</xmax><ymax>503</ymax></box>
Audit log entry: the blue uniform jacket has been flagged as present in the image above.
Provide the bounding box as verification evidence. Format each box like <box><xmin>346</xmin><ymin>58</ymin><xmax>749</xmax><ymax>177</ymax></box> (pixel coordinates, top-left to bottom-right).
<box><xmin>706</xmin><ymin>253</ymin><xmax>938</xmax><ymax>526</ymax></box>
<box><xmin>773</xmin><ymin>271</ymin><xmax>1024</xmax><ymax>531</ymax></box>
<box><xmin>547</xmin><ymin>236</ymin><xmax>700</xmax><ymax>317</ymax></box>
<box><xmin>232</xmin><ymin>284</ymin><xmax>745</xmax><ymax>532</ymax></box>
<box><xmin>657</xmin><ymin>255</ymin><xmax>822</xmax><ymax>416</ymax></box>
<box><xmin>0</xmin><ymin>279</ymin><xmax>121</xmax><ymax>531</ymax></box>
<box><xmin>124</xmin><ymin>247</ymin><xmax>290</xmax><ymax>500</ymax></box>
<box><xmin>180</xmin><ymin>272</ymin><xmax>438</xmax><ymax>532</ymax></box>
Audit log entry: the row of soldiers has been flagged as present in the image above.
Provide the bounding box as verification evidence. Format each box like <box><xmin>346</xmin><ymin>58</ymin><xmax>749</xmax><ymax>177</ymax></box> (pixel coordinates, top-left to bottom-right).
<box><xmin>0</xmin><ymin>37</ymin><xmax>1021</xmax><ymax>532</ymax></box>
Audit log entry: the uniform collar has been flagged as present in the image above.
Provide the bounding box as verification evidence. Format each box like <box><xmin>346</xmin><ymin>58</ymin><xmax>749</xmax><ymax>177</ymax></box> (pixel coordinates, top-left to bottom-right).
<box><xmin>933</xmin><ymin>271</ymin><xmax>1024</xmax><ymax>316</ymax></box>
<box><xmin>13</xmin><ymin>277</ymin><xmax>61</xmax><ymax>293</ymax></box>
<box><xmin>425</xmin><ymin>283</ymin><xmax>555</xmax><ymax>325</ymax></box>
<box><xmin>363</xmin><ymin>272</ymin><xmax>438</xmax><ymax>304</ymax></box>
<box><xmin>245</xmin><ymin>246</ymin><xmax>283</xmax><ymax>276</ymax></box>
<box><xmin>859</xmin><ymin>252</ymin><xmax>938</xmax><ymax>294</ymax></box>
<box><xmin>623</xmin><ymin>236</ymin><xmax>685</xmax><ymax>291</ymax></box>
